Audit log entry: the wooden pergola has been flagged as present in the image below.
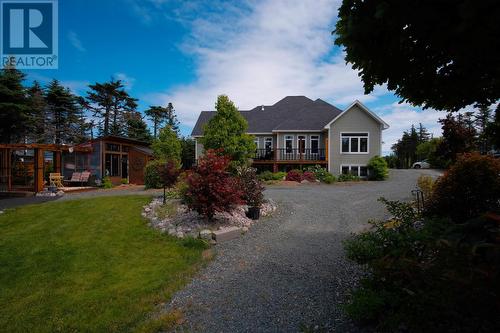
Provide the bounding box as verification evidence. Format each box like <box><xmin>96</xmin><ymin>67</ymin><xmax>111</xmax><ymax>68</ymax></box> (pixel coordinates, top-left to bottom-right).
<box><xmin>0</xmin><ymin>143</ymin><xmax>92</xmax><ymax>193</ymax></box>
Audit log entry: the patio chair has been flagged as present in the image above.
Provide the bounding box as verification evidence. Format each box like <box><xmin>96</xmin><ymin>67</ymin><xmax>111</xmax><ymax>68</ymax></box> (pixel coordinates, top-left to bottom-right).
<box><xmin>79</xmin><ymin>171</ymin><xmax>91</xmax><ymax>185</ymax></box>
<box><xmin>49</xmin><ymin>173</ymin><xmax>64</xmax><ymax>188</ymax></box>
<box><xmin>64</xmin><ymin>172</ymin><xmax>81</xmax><ymax>186</ymax></box>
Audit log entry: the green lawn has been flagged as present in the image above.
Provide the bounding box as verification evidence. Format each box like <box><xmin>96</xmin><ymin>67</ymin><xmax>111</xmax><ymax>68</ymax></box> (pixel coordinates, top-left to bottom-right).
<box><xmin>0</xmin><ymin>196</ymin><xmax>208</xmax><ymax>332</ymax></box>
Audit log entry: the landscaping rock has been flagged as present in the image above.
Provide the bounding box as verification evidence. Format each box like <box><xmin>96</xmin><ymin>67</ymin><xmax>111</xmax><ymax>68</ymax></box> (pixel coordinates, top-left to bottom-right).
<box><xmin>199</xmin><ymin>229</ymin><xmax>213</xmax><ymax>240</ymax></box>
<box><xmin>143</xmin><ymin>197</ymin><xmax>277</xmax><ymax>240</ymax></box>
<box><xmin>212</xmin><ymin>227</ymin><xmax>241</xmax><ymax>242</ymax></box>
<box><xmin>176</xmin><ymin>231</ymin><xmax>185</xmax><ymax>238</ymax></box>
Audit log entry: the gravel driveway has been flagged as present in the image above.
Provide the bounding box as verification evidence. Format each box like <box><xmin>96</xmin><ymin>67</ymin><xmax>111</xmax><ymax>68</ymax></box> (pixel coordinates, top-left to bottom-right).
<box><xmin>166</xmin><ymin>169</ymin><xmax>442</xmax><ymax>332</ymax></box>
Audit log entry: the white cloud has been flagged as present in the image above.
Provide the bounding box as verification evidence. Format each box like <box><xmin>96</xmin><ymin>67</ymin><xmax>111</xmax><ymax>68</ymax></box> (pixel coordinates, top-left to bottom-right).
<box><xmin>114</xmin><ymin>73</ymin><xmax>136</xmax><ymax>90</ymax></box>
<box><xmin>68</xmin><ymin>31</ymin><xmax>86</xmax><ymax>52</ymax></box>
<box><xmin>144</xmin><ymin>0</ymin><xmax>387</xmax><ymax>126</ymax></box>
<box><xmin>140</xmin><ymin>0</ymin><xmax>452</xmax><ymax>151</ymax></box>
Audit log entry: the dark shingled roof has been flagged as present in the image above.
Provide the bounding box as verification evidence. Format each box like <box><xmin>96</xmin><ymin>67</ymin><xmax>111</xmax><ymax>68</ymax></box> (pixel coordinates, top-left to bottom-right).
<box><xmin>191</xmin><ymin>96</ymin><xmax>342</xmax><ymax>136</ymax></box>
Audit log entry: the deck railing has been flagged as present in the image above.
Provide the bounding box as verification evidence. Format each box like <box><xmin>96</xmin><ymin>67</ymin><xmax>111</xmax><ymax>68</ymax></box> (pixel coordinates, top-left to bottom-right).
<box><xmin>254</xmin><ymin>148</ymin><xmax>326</xmax><ymax>161</ymax></box>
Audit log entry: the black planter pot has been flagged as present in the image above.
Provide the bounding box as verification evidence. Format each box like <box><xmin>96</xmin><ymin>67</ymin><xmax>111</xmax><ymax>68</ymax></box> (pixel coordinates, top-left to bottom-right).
<box><xmin>246</xmin><ymin>206</ymin><xmax>260</xmax><ymax>220</ymax></box>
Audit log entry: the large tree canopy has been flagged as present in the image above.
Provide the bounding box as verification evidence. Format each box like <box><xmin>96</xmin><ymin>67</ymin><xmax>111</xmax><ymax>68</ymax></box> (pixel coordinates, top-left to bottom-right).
<box><xmin>334</xmin><ymin>0</ymin><xmax>500</xmax><ymax>111</ymax></box>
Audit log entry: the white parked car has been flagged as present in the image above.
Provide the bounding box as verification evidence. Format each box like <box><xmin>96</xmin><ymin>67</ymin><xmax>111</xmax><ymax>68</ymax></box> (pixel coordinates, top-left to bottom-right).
<box><xmin>412</xmin><ymin>160</ymin><xmax>430</xmax><ymax>169</ymax></box>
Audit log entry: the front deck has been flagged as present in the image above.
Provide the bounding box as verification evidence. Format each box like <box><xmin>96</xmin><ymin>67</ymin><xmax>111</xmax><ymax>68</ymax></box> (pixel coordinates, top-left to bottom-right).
<box><xmin>252</xmin><ymin>148</ymin><xmax>327</xmax><ymax>168</ymax></box>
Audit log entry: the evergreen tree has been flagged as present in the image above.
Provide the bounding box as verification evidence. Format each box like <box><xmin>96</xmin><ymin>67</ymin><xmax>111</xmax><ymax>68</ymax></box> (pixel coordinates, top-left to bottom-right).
<box><xmin>180</xmin><ymin>137</ymin><xmax>195</xmax><ymax>169</ymax></box>
<box><xmin>45</xmin><ymin>80</ymin><xmax>86</xmax><ymax>144</ymax></box>
<box><xmin>145</xmin><ymin>103</ymin><xmax>179</xmax><ymax>138</ymax></box>
<box><xmin>391</xmin><ymin>124</ymin><xmax>422</xmax><ymax>168</ymax></box>
<box><xmin>475</xmin><ymin>106</ymin><xmax>492</xmax><ymax>153</ymax></box>
<box><xmin>0</xmin><ymin>65</ymin><xmax>29</xmax><ymax>143</ymax></box>
<box><xmin>124</xmin><ymin>111</ymin><xmax>152</xmax><ymax>143</ymax></box>
<box><xmin>165</xmin><ymin>103</ymin><xmax>179</xmax><ymax>134</ymax></box>
<box><xmin>83</xmin><ymin>79</ymin><xmax>137</xmax><ymax>136</ymax></box>
<box><xmin>486</xmin><ymin>104</ymin><xmax>500</xmax><ymax>150</ymax></box>
<box><xmin>151</xmin><ymin>126</ymin><xmax>181</xmax><ymax>162</ymax></box>
<box><xmin>145</xmin><ymin>106</ymin><xmax>165</xmax><ymax>138</ymax></box>
<box><xmin>26</xmin><ymin>81</ymin><xmax>48</xmax><ymax>143</ymax></box>
<box><xmin>201</xmin><ymin>95</ymin><xmax>255</xmax><ymax>167</ymax></box>
<box><xmin>417</xmin><ymin>123</ymin><xmax>430</xmax><ymax>143</ymax></box>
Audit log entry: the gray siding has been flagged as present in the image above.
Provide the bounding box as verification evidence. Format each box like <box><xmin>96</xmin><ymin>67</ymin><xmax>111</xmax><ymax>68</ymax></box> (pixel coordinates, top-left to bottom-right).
<box><xmin>328</xmin><ymin>105</ymin><xmax>382</xmax><ymax>175</ymax></box>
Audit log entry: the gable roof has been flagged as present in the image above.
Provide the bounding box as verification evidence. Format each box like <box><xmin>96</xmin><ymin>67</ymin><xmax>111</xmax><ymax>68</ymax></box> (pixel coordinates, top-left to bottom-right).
<box><xmin>191</xmin><ymin>96</ymin><xmax>343</xmax><ymax>136</ymax></box>
<box><xmin>323</xmin><ymin>100</ymin><xmax>390</xmax><ymax>130</ymax></box>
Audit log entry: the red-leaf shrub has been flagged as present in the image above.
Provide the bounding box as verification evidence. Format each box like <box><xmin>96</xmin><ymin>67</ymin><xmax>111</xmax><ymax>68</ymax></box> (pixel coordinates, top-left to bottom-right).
<box><xmin>425</xmin><ymin>153</ymin><xmax>500</xmax><ymax>222</ymax></box>
<box><xmin>286</xmin><ymin>169</ymin><xmax>304</xmax><ymax>182</ymax></box>
<box><xmin>303</xmin><ymin>171</ymin><xmax>316</xmax><ymax>182</ymax></box>
<box><xmin>158</xmin><ymin>160</ymin><xmax>181</xmax><ymax>188</ymax></box>
<box><xmin>184</xmin><ymin>149</ymin><xmax>243</xmax><ymax>220</ymax></box>
<box><xmin>237</xmin><ymin>166</ymin><xmax>264</xmax><ymax>207</ymax></box>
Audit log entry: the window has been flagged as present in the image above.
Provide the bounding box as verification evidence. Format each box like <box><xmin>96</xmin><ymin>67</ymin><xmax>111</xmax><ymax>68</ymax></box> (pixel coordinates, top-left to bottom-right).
<box><xmin>253</xmin><ymin>137</ymin><xmax>259</xmax><ymax>149</ymax></box>
<box><xmin>122</xmin><ymin>146</ymin><xmax>130</xmax><ymax>152</ymax></box>
<box><xmin>310</xmin><ymin>135</ymin><xmax>319</xmax><ymax>154</ymax></box>
<box><xmin>106</xmin><ymin>143</ymin><xmax>120</xmax><ymax>152</ymax></box>
<box><xmin>285</xmin><ymin>135</ymin><xmax>293</xmax><ymax>153</ymax></box>
<box><xmin>341</xmin><ymin>133</ymin><xmax>368</xmax><ymax>153</ymax></box>
<box><xmin>360</xmin><ymin>166</ymin><xmax>368</xmax><ymax>177</ymax></box>
<box><xmin>105</xmin><ymin>153</ymin><xmax>120</xmax><ymax>177</ymax></box>
<box><xmin>341</xmin><ymin>165</ymin><xmax>368</xmax><ymax>178</ymax></box>
<box><xmin>264</xmin><ymin>137</ymin><xmax>273</xmax><ymax>151</ymax></box>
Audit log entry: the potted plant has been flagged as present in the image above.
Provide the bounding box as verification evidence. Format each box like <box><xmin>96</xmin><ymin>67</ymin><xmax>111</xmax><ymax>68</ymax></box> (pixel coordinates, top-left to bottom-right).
<box><xmin>237</xmin><ymin>166</ymin><xmax>264</xmax><ymax>220</ymax></box>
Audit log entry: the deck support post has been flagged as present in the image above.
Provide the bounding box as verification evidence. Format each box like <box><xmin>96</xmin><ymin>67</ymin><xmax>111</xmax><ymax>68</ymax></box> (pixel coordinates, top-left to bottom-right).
<box><xmin>273</xmin><ymin>163</ymin><xmax>278</xmax><ymax>173</ymax></box>
<box><xmin>35</xmin><ymin>148</ymin><xmax>45</xmax><ymax>193</ymax></box>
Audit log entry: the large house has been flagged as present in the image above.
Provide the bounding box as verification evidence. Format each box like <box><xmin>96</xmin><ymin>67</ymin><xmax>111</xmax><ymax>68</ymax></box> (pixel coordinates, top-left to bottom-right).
<box><xmin>191</xmin><ymin>96</ymin><xmax>389</xmax><ymax>177</ymax></box>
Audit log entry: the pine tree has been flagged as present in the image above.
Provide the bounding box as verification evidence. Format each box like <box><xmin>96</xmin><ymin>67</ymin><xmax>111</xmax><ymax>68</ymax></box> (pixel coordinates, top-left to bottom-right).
<box><xmin>0</xmin><ymin>65</ymin><xmax>29</xmax><ymax>143</ymax></box>
<box><xmin>486</xmin><ymin>104</ymin><xmax>500</xmax><ymax>150</ymax></box>
<box><xmin>124</xmin><ymin>111</ymin><xmax>152</xmax><ymax>143</ymax></box>
<box><xmin>145</xmin><ymin>106</ymin><xmax>165</xmax><ymax>138</ymax></box>
<box><xmin>417</xmin><ymin>123</ymin><xmax>430</xmax><ymax>143</ymax></box>
<box><xmin>475</xmin><ymin>106</ymin><xmax>492</xmax><ymax>153</ymax></box>
<box><xmin>26</xmin><ymin>81</ymin><xmax>48</xmax><ymax>143</ymax></box>
<box><xmin>45</xmin><ymin>80</ymin><xmax>86</xmax><ymax>144</ymax></box>
<box><xmin>83</xmin><ymin>79</ymin><xmax>137</xmax><ymax>136</ymax></box>
<box><xmin>145</xmin><ymin>103</ymin><xmax>179</xmax><ymax>138</ymax></box>
<box><xmin>201</xmin><ymin>95</ymin><xmax>255</xmax><ymax>167</ymax></box>
<box><xmin>165</xmin><ymin>103</ymin><xmax>179</xmax><ymax>134</ymax></box>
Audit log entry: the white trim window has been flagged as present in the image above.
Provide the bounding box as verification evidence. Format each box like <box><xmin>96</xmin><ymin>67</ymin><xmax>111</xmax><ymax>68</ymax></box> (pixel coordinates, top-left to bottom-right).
<box><xmin>285</xmin><ymin>135</ymin><xmax>293</xmax><ymax>153</ymax></box>
<box><xmin>310</xmin><ymin>135</ymin><xmax>319</xmax><ymax>154</ymax></box>
<box><xmin>340</xmin><ymin>165</ymin><xmax>368</xmax><ymax>177</ymax></box>
<box><xmin>341</xmin><ymin>132</ymin><xmax>369</xmax><ymax>154</ymax></box>
<box><xmin>264</xmin><ymin>137</ymin><xmax>273</xmax><ymax>151</ymax></box>
<box><xmin>253</xmin><ymin>137</ymin><xmax>259</xmax><ymax>149</ymax></box>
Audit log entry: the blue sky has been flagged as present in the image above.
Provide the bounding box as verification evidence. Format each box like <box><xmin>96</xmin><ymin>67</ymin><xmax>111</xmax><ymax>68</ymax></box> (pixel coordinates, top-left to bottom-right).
<box><xmin>23</xmin><ymin>0</ymin><xmax>448</xmax><ymax>154</ymax></box>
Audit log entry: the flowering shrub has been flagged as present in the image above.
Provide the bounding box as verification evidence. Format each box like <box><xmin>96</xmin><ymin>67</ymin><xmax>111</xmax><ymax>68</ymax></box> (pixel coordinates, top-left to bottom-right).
<box><xmin>306</xmin><ymin>165</ymin><xmax>335</xmax><ymax>183</ymax></box>
<box><xmin>285</xmin><ymin>169</ymin><xmax>303</xmax><ymax>182</ymax></box>
<box><xmin>425</xmin><ymin>153</ymin><xmax>500</xmax><ymax>222</ymax></box>
<box><xmin>237</xmin><ymin>166</ymin><xmax>264</xmax><ymax>207</ymax></box>
<box><xmin>302</xmin><ymin>171</ymin><xmax>316</xmax><ymax>182</ymax></box>
<box><xmin>184</xmin><ymin>149</ymin><xmax>243</xmax><ymax>220</ymax></box>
